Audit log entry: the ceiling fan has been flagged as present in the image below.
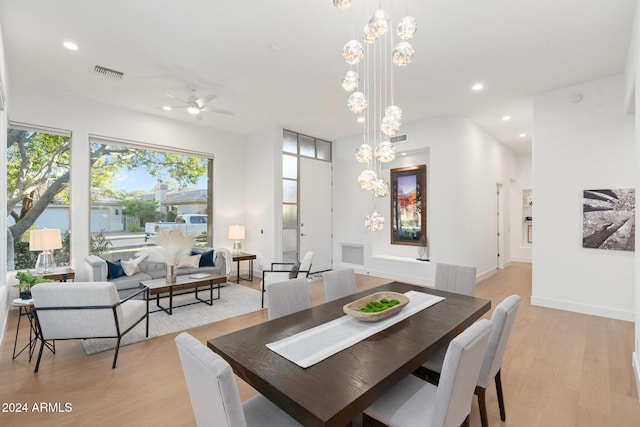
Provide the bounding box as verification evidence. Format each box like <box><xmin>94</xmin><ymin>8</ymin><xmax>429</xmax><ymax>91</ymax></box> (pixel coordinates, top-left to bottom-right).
<box><xmin>166</xmin><ymin>89</ymin><xmax>235</xmax><ymax>120</ymax></box>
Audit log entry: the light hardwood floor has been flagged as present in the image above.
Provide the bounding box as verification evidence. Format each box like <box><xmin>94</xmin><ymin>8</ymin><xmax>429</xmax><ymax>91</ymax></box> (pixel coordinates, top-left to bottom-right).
<box><xmin>0</xmin><ymin>263</ymin><xmax>638</xmax><ymax>426</ymax></box>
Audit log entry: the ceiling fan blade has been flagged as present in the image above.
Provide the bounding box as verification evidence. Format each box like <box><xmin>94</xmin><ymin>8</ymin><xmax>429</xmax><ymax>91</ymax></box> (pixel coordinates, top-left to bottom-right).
<box><xmin>195</xmin><ymin>94</ymin><xmax>217</xmax><ymax>109</ymax></box>
<box><xmin>195</xmin><ymin>112</ymin><xmax>204</xmax><ymax>121</ymax></box>
<box><xmin>166</xmin><ymin>93</ymin><xmax>187</xmax><ymax>104</ymax></box>
<box><xmin>201</xmin><ymin>106</ymin><xmax>236</xmax><ymax>116</ymax></box>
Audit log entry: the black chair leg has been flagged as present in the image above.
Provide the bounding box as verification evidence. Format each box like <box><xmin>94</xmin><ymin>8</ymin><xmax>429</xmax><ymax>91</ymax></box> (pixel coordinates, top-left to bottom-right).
<box><xmin>495</xmin><ymin>369</ymin><xmax>506</xmax><ymax>421</ymax></box>
<box><xmin>476</xmin><ymin>386</ymin><xmax>488</xmax><ymax>427</ymax></box>
<box><xmin>112</xmin><ymin>338</ymin><xmax>121</xmax><ymax>369</ymax></box>
<box><xmin>33</xmin><ymin>340</ymin><xmax>46</xmax><ymax>373</ymax></box>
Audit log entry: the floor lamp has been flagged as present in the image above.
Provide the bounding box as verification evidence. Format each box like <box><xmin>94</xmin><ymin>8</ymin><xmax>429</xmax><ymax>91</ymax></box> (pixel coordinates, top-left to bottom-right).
<box><xmin>30</xmin><ymin>228</ymin><xmax>62</xmax><ymax>273</ymax></box>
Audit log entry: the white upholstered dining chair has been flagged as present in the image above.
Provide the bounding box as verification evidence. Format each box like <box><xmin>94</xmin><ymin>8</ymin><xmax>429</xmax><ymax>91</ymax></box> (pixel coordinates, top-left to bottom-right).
<box><xmin>260</xmin><ymin>251</ymin><xmax>314</xmax><ymax>308</ymax></box>
<box><xmin>175</xmin><ymin>333</ymin><xmax>301</xmax><ymax>427</ymax></box>
<box><xmin>363</xmin><ymin>319</ymin><xmax>492</xmax><ymax>427</ymax></box>
<box><xmin>434</xmin><ymin>262</ymin><xmax>477</xmax><ymax>296</ymax></box>
<box><xmin>421</xmin><ymin>294</ymin><xmax>522</xmax><ymax>427</ymax></box>
<box><xmin>322</xmin><ymin>268</ymin><xmax>357</xmax><ymax>302</ymax></box>
<box><xmin>265</xmin><ymin>277</ymin><xmax>311</xmax><ymax>320</ymax></box>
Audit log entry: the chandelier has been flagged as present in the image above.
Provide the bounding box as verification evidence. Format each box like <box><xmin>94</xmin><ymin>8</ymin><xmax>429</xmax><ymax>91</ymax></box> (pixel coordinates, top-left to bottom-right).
<box><xmin>333</xmin><ymin>0</ymin><xmax>417</xmax><ymax>231</ymax></box>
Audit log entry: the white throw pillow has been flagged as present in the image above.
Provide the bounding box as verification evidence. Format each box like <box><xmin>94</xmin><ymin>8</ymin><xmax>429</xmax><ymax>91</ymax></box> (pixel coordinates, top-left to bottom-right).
<box><xmin>121</xmin><ymin>254</ymin><xmax>147</xmax><ymax>276</ymax></box>
<box><xmin>177</xmin><ymin>254</ymin><xmax>201</xmax><ymax>269</ymax></box>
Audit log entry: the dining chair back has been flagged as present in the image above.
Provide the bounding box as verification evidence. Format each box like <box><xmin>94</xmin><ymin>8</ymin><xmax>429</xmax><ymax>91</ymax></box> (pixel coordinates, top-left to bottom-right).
<box><xmin>474</xmin><ymin>294</ymin><xmax>521</xmax><ymax>427</ymax></box>
<box><xmin>421</xmin><ymin>294</ymin><xmax>522</xmax><ymax>427</ymax></box>
<box><xmin>266</xmin><ymin>277</ymin><xmax>311</xmax><ymax>320</ymax></box>
<box><xmin>434</xmin><ymin>263</ymin><xmax>477</xmax><ymax>296</ymax></box>
<box><xmin>323</xmin><ymin>268</ymin><xmax>357</xmax><ymax>302</ymax></box>
<box><xmin>363</xmin><ymin>319</ymin><xmax>491</xmax><ymax>427</ymax></box>
<box><xmin>260</xmin><ymin>251</ymin><xmax>314</xmax><ymax>308</ymax></box>
<box><xmin>175</xmin><ymin>333</ymin><xmax>301</xmax><ymax>427</ymax></box>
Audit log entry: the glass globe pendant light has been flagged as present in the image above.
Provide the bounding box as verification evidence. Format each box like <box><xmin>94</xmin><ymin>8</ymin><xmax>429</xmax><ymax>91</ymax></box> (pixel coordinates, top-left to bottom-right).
<box><xmin>372</xmin><ymin>179</ymin><xmax>389</xmax><ymax>198</ymax></box>
<box><xmin>348</xmin><ymin>91</ymin><xmax>368</xmax><ymax>113</ymax></box>
<box><xmin>369</xmin><ymin>9</ymin><xmax>390</xmax><ymax>37</ymax></box>
<box><xmin>365</xmin><ymin>211</ymin><xmax>385</xmax><ymax>231</ymax></box>
<box><xmin>355</xmin><ymin>143</ymin><xmax>373</xmax><ymax>163</ymax></box>
<box><xmin>342</xmin><ymin>70</ymin><xmax>359</xmax><ymax>92</ymax></box>
<box><xmin>333</xmin><ymin>0</ymin><xmax>351</xmax><ymax>11</ymax></box>
<box><xmin>392</xmin><ymin>41</ymin><xmax>414</xmax><ymax>67</ymax></box>
<box><xmin>397</xmin><ymin>16</ymin><xmax>417</xmax><ymax>40</ymax></box>
<box><xmin>358</xmin><ymin>169</ymin><xmax>377</xmax><ymax>191</ymax></box>
<box><xmin>375</xmin><ymin>141</ymin><xmax>396</xmax><ymax>163</ymax></box>
<box><xmin>343</xmin><ymin>40</ymin><xmax>364</xmax><ymax>64</ymax></box>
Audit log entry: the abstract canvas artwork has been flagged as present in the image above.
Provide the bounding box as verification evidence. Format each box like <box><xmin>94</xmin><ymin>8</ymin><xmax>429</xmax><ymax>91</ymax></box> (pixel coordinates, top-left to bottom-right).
<box><xmin>390</xmin><ymin>165</ymin><xmax>426</xmax><ymax>246</ymax></box>
<box><xmin>582</xmin><ymin>188</ymin><xmax>635</xmax><ymax>251</ymax></box>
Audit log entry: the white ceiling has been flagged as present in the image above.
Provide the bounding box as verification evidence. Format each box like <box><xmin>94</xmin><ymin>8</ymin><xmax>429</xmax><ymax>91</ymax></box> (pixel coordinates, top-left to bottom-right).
<box><xmin>0</xmin><ymin>0</ymin><xmax>636</xmax><ymax>154</ymax></box>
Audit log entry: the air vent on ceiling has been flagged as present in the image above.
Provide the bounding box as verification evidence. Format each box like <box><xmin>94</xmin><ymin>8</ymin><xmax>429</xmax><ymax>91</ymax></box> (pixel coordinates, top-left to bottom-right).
<box><xmin>390</xmin><ymin>134</ymin><xmax>408</xmax><ymax>143</ymax></box>
<box><xmin>93</xmin><ymin>65</ymin><xmax>124</xmax><ymax>80</ymax></box>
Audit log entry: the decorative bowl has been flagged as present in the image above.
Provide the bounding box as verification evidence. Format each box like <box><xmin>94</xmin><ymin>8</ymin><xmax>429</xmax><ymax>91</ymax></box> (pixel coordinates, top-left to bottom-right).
<box><xmin>343</xmin><ymin>291</ymin><xmax>410</xmax><ymax>322</ymax></box>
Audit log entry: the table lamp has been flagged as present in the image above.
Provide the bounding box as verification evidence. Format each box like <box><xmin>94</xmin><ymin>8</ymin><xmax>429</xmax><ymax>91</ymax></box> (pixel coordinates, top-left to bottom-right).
<box><xmin>30</xmin><ymin>228</ymin><xmax>62</xmax><ymax>273</ymax></box>
<box><xmin>228</xmin><ymin>225</ymin><xmax>245</xmax><ymax>255</ymax></box>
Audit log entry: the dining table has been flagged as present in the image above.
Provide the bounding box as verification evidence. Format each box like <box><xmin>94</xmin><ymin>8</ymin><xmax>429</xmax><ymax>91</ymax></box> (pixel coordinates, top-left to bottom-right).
<box><xmin>207</xmin><ymin>281</ymin><xmax>491</xmax><ymax>427</ymax></box>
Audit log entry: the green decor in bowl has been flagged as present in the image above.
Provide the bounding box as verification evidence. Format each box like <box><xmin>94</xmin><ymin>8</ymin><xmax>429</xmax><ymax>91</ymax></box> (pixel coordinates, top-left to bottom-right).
<box><xmin>343</xmin><ymin>291</ymin><xmax>410</xmax><ymax>322</ymax></box>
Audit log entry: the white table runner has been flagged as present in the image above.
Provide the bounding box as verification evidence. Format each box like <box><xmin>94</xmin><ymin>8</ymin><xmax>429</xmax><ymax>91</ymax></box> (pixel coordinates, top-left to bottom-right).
<box><xmin>266</xmin><ymin>290</ymin><xmax>445</xmax><ymax>368</ymax></box>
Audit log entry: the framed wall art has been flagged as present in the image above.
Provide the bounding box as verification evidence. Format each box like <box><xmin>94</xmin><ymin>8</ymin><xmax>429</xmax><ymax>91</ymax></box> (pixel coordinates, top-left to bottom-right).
<box><xmin>390</xmin><ymin>165</ymin><xmax>426</xmax><ymax>246</ymax></box>
<box><xmin>582</xmin><ymin>188</ymin><xmax>635</xmax><ymax>251</ymax></box>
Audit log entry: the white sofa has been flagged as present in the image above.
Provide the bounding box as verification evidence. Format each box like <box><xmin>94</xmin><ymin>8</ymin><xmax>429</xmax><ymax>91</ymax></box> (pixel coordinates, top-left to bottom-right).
<box><xmin>85</xmin><ymin>247</ymin><xmax>228</xmax><ymax>298</ymax></box>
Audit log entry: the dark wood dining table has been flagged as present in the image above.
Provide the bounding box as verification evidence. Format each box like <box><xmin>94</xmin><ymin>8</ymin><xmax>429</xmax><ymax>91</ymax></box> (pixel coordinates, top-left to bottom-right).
<box><xmin>207</xmin><ymin>281</ymin><xmax>491</xmax><ymax>427</ymax></box>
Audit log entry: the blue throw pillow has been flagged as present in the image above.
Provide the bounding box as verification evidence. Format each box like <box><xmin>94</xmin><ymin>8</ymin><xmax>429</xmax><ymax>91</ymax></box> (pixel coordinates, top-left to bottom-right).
<box><xmin>199</xmin><ymin>249</ymin><xmax>215</xmax><ymax>267</ymax></box>
<box><xmin>106</xmin><ymin>259</ymin><xmax>125</xmax><ymax>279</ymax></box>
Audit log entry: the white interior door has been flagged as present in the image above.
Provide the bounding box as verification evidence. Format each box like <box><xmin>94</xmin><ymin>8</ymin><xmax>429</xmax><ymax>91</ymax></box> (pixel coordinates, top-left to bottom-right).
<box><xmin>300</xmin><ymin>157</ymin><xmax>332</xmax><ymax>272</ymax></box>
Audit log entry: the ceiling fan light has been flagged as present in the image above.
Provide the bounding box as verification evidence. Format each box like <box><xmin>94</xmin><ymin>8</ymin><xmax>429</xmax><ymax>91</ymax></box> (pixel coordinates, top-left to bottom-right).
<box><xmin>187</xmin><ymin>104</ymin><xmax>200</xmax><ymax>115</ymax></box>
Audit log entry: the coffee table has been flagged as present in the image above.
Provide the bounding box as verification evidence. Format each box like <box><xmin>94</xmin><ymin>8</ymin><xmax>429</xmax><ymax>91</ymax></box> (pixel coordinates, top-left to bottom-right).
<box><xmin>140</xmin><ymin>274</ymin><xmax>226</xmax><ymax>315</ymax></box>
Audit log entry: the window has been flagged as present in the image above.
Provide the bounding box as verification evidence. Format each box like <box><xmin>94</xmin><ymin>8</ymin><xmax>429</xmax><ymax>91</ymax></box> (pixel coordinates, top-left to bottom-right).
<box><xmin>89</xmin><ymin>139</ymin><xmax>213</xmax><ymax>256</ymax></box>
<box><xmin>6</xmin><ymin>126</ymin><xmax>71</xmax><ymax>270</ymax></box>
<box><xmin>281</xmin><ymin>130</ymin><xmax>331</xmax><ymax>262</ymax></box>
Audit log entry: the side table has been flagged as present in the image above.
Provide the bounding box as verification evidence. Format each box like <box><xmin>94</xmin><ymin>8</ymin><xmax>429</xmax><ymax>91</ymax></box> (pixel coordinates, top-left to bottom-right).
<box><xmin>11</xmin><ymin>299</ymin><xmax>55</xmax><ymax>361</ymax></box>
<box><xmin>230</xmin><ymin>252</ymin><xmax>256</xmax><ymax>283</ymax></box>
<box><xmin>42</xmin><ymin>267</ymin><xmax>75</xmax><ymax>282</ymax></box>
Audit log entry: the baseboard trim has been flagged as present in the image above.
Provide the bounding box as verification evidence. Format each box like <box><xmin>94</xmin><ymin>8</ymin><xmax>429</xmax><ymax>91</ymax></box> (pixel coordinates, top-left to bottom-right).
<box><xmin>633</xmin><ymin>352</ymin><xmax>640</xmax><ymax>401</ymax></box>
<box><xmin>531</xmin><ymin>295</ymin><xmax>634</xmax><ymax>322</ymax></box>
<box><xmin>477</xmin><ymin>268</ymin><xmax>497</xmax><ymax>283</ymax></box>
<box><xmin>510</xmin><ymin>256</ymin><xmax>531</xmax><ymax>263</ymax></box>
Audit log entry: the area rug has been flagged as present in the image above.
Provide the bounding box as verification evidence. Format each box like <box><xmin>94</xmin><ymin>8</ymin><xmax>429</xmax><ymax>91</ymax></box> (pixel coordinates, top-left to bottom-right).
<box><xmin>81</xmin><ymin>282</ymin><xmax>262</xmax><ymax>355</ymax></box>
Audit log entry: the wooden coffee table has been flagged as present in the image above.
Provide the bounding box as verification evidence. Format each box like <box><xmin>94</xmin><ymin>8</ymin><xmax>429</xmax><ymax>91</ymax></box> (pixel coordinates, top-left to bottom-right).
<box><xmin>140</xmin><ymin>274</ymin><xmax>226</xmax><ymax>315</ymax></box>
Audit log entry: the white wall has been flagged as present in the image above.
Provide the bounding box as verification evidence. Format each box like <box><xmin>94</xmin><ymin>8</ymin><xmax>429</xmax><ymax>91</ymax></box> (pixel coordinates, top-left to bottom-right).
<box><xmin>510</xmin><ymin>153</ymin><xmax>533</xmax><ymax>263</ymax></box>
<box><xmin>245</xmin><ymin>127</ymin><xmax>282</xmax><ymax>275</ymax></box>
<box><xmin>532</xmin><ymin>75</ymin><xmax>635</xmax><ymax>321</ymax></box>
<box><xmin>0</xmin><ymin>17</ymin><xmax>9</xmax><ymax>353</ymax></box>
<box><xmin>333</xmin><ymin>116</ymin><xmax>518</xmax><ymax>286</ymax></box>
<box><xmin>7</xmin><ymin>85</ymin><xmax>247</xmax><ymax>280</ymax></box>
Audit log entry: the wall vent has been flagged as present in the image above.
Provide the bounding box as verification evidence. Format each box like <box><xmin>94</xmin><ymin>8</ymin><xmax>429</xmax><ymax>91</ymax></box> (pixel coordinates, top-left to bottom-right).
<box><xmin>93</xmin><ymin>65</ymin><xmax>124</xmax><ymax>80</ymax></box>
<box><xmin>390</xmin><ymin>134</ymin><xmax>408</xmax><ymax>144</ymax></box>
<box><xmin>341</xmin><ymin>243</ymin><xmax>364</xmax><ymax>265</ymax></box>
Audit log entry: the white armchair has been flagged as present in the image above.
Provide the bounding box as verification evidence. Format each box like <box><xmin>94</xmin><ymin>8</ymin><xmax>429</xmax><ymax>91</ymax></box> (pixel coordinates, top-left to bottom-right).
<box><xmin>260</xmin><ymin>251</ymin><xmax>313</xmax><ymax>308</ymax></box>
<box><xmin>31</xmin><ymin>281</ymin><xmax>148</xmax><ymax>373</ymax></box>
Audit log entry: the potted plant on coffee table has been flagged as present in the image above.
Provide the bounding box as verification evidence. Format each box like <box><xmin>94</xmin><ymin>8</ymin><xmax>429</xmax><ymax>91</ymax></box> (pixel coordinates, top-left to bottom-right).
<box><xmin>14</xmin><ymin>270</ymin><xmax>53</xmax><ymax>300</ymax></box>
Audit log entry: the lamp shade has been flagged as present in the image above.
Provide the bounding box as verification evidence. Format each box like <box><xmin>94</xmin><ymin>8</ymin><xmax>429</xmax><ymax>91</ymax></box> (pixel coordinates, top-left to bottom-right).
<box><xmin>29</xmin><ymin>229</ymin><xmax>62</xmax><ymax>251</ymax></box>
<box><xmin>228</xmin><ymin>225</ymin><xmax>245</xmax><ymax>240</ymax></box>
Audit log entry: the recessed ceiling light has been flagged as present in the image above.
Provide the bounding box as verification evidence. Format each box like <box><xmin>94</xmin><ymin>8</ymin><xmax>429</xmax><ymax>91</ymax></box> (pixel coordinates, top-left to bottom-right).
<box><xmin>162</xmin><ymin>105</ymin><xmax>172</xmax><ymax>111</ymax></box>
<box><xmin>519</xmin><ymin>133</ymin><xmax>527</xmax><ymax>138</ymax></box>
<box><xmin>63</xmin><ymin>41</ymin><xmax>79</xmax><ymax>51</ymax></box>
<box><xmin>502</xmin><ymin>115</ymin><xmax>511</xmax><ymax>121</ymax></box>
<box><xmin>471</xmin><ymin>82</ymin><xmax>484</xmax><ymax>91</ymax></box>
<box><xmin>357</xmin><ymin>116</ymin><xmax>365</xmax><ymax>123</ymax></box>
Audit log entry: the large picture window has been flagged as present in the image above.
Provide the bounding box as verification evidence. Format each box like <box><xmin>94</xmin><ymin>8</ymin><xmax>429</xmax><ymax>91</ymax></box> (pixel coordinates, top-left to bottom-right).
<box><xmin>6</xmin><ymin>126</ymin><xmax>71</xmax><ymax>270</ymax></box>
<box><xmin>89</xmin><ymin>139</ymin><xmax>213</xmax><ymax>257</ymax></box>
